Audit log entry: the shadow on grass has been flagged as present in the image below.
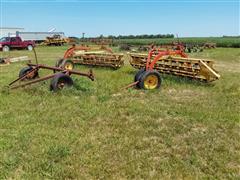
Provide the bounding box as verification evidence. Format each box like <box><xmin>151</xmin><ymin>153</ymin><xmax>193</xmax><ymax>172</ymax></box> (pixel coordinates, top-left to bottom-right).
<box><xmin>124</xmin><ymin>69</ymin><xmax>215</xmax><ymax>87</ymax></box>
<box><xmin>72</xmin><ymin>78</ymin><xmax>94</xmax><ymax>93</ymax></box>
<box><xmin>162</xmin><ymin>74</ymin><xmax>215</xmax><ymax>87</ymax></box>
<box><xmin>73</xmin><ymin>64</ymin><xmax>120</xmax><ymax>72</ymax></box>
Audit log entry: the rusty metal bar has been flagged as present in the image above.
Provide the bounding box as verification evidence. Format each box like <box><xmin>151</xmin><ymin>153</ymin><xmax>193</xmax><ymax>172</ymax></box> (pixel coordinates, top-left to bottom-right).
<box><xmin>122</xmin><ymin>81</ymin><xmax>139</xmax><ymax>90</ymax></box>
<box><xmin>27</xmin><ymin>63</ymin><xmax>94</xmax><ymax>80</ymax></box>
<box><xmin>9</xmin><ymin>73</ymin><xmax>58</xmax><ymax>90</ymax></box>
<box><xmin>28</xmin><ymin>63</ymin><xmax>66</xmax><ymax>71</ymax></box>
<box><xmin>9</xmin><ymin>66</ymin><xmax>39</xmax><ymax>86</ymax></box>
<box><xmin>9</xmin><ymin>62</ymin><xmax>94</xmax><ymax>90</ymax></box>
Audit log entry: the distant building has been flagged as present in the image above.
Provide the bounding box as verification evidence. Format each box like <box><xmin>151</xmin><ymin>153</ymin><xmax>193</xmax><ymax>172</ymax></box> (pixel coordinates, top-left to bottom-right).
<box><xmin>0</xmin><ymin>27</ymin><xmax>25</xmax><ymax>38</ymax></box>
<box><xmin>0</xmin><ymin>27</ymin><xmax>65</xmax><ymax>43</ymax></box>
<box><xmin>14</xmin><ymin>31</ymin><xmax>65</xmax><ymax>43</ymax></box>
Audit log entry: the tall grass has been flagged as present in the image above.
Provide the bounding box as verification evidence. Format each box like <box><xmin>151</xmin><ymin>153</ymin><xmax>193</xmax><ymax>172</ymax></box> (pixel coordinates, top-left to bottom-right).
<box><xmin>0</xmin><ymin>46</ymin><xmax>239</xmax><ymax>179</ymax></box>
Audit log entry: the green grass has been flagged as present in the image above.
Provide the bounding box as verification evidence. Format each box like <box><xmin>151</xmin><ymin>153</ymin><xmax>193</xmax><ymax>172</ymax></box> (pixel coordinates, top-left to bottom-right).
<box><xmin>114</xmin><ymin>37</ymin><xmax>240</xmax><ymax>47</ymax></box>
<box><xmin>0</xmin><ymin>46</ymin><xmax>239</xmax><ymax>179</ymax></box>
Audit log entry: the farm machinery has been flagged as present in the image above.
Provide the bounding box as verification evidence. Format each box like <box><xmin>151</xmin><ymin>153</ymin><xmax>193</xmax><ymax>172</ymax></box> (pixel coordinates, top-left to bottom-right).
<box><xmin>6</xmin><ymin>44</ymin><xmax>220</xmax><ymax>92</ymax></box>
<box><xmin>43</xmin><ymin>35</ymin><xmax>67</xmax><ymax>46</ymax></box>
<box><xmin>136</xmin><ymin>43</ymin><xmax>203</xmax><ymax>53</ymax></box>
<box><xmin>8</xmin><ymin>48</ymin><xmax>94</xmax><ymax>91</ymax></box>
<box><xmin>127</xmin><ymin>47</ymin><xmax>220</xmax><ymax>90</ymax></box>
<box><xmin>55</xmin><ymin>44</ymin><xmax>124</xmax><ymax>70</ymax></box>
<box><xmin>137</xmin><ymin>40</ymin><xmax>217</xmax><ymax>53</ymax></box>
<box><xmin>55</xmin><ymin>44</ymin><xmax>219</xmax><ymax>90</ymax></box>
<box><xmin>203</xmin><ymin>42</ymin><xmax>217</xmax><ymax>49</ymax></box>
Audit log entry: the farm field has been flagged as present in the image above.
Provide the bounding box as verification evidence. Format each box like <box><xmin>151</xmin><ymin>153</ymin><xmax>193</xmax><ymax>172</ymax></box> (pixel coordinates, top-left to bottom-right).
<box><xmin>114</xmin><ymin>37</ymin><xmax>240</xmax><ymax>47</ymax></box>
<box><xmin>0</xmin><ymin>46</ymin><xmax>239</xmax><ymax>179</ymax></box>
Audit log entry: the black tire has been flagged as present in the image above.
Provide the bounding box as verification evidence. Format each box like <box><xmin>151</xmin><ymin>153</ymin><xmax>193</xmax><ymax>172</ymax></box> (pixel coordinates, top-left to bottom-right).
<box><xmin>54</xmin><ymin>58</ymin><xmax>64</xmax><ymax>73</ymax></box>
<box><xmin>134</xmin><ymin>68</ymin><xmax>145</xmax><ymax>88</ymax></box>
<box><xmin>55</xmin><ymin>58</ymin><xmax>64</xmax><ymax>68</ymax></box>
<box><xmin>50</xmin><ymin>73</ymin><xmax>73</xmax><ymax>91</ymax></box>
<box><xmin>19</xmin><ymin>66</ymin><xmax>39</xmax><ymax>80</ymax></box>
<box><xmin>134</xmin><ymin>68</ymin><xmax>145</xmax><ymax>82</ymax></box>
<box><xmin>0</xmin><ymin>58</ymin><xmax>5</xmax><ymax>63</ymax></box>
<box><xmin>139</xmin><ymin>70</ymin><xmax>162</xmax><ymax>90</ymax></box>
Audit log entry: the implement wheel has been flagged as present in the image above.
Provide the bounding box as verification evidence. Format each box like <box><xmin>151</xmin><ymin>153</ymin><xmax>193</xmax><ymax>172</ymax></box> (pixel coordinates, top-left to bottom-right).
<box><xmin>55</xmin><ymin>58</ymin><xmax>64</xmax><ymax>68</ymax></box>
<box><xmin>139</xmin><ymin>70</ymin><xmax>161</xmax><ymax>90</ymax></box>
<box><xmin>134</xmin><ymin>68</ymin><xmax>145</xmax><ymax>88</ymax></box>
<box><xmin>134</xmin><ymin>68</ymin><xmax>145</xmax><ymax>82</ymax></box>
<box><xmin>63</xmin><ymin>60</ymin><xmax>74</xmax><ymax>70</ymax></box>
<box><xmin>50</xmin><ymin>73</ymin><xmax>73</xmax><ymax>91</ymax></box>
<box><xmin>19</xmin><ymin>66</ymin><xmax>39</xmax><ymax>80</ymax></box>
<box><xmin>55</xmin><ymin>59</ymin><xmax>74</xmax><ymax>70</ymax></box>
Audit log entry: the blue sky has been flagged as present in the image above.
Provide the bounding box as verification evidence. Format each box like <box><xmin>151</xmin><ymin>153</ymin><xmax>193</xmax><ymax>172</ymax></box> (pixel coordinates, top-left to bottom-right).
<box><xmin>0</xmin><ymin>0</ymin><xmax>239</xmax><ymax>37</ymax></box>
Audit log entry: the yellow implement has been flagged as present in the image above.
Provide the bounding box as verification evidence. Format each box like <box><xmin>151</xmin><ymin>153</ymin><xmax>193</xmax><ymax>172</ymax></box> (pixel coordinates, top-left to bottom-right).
<box><xmin>58</xmin><ymin>45</ymin><xmax>124</xmax><ymax>69</ymax></box>
<box><xmin>129</xmin><ymin>53</ymin><xmax>220</xmax><ymax>82</ymax></box>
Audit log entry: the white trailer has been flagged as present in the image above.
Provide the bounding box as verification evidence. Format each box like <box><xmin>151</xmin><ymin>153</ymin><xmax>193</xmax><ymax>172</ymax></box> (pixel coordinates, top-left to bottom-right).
<box><xmin>8</xmin><ymin>31</ymin><xmax>65</xmax><ymax>43</ymax></box>
<box><xmin>0</xmin><ymin>27</ymin><xmax>25</xmax><ymax>38</ymax></box>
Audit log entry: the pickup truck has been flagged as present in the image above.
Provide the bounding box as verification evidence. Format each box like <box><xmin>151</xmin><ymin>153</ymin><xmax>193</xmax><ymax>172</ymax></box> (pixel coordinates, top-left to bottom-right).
<box><xmin>0</xmin><ymin>37</ymin><xmax>35</xmax><ymax>51</ymax></box>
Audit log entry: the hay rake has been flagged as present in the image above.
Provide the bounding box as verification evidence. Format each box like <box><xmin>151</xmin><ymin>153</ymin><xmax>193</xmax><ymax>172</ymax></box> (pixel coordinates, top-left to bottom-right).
<box><xmin>126</xmin><ymin>48</ymin><xmax>220</xmax><ymax>90</ymax></box>
<box><xmin>56</xmin><ymin>45</ymin><xmax>124</xmax><ymax>70</ymax></box>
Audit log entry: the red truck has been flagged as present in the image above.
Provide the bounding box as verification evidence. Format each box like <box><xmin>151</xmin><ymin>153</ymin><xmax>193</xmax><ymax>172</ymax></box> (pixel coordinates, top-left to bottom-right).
<box><xmin>0</xmin><ymin>36</ymin><xmax>35</xmax><ymax>51</ymax></box>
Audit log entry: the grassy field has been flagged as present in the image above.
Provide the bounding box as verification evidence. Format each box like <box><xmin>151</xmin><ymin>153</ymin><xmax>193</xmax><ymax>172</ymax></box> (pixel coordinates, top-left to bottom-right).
<box><xmin>113</xmin><ymin>37</ymin><xmax>240</xmax><ymax>47</ymax></box>
<box><xmin>0</xmin><ymin>46</ymin><xmax>239</xmax><ymax>179</ymax></box>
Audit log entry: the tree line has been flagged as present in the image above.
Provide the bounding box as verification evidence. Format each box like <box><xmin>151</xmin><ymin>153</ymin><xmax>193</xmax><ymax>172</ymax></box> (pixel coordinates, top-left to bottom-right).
<box><xmin>83</xmin><ymin>34</ymin><xmax>174</xmax><ymax>39</ymax></box>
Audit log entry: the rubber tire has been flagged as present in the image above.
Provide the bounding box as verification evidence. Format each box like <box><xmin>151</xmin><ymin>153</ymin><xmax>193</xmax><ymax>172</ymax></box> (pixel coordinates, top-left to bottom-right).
<box><xmin>3</xmin><ymin>45</ymin><xmax>10</xmax><ymax>52</ymax></box>
<box><xmin>27</xmin><ymin>45</ymin><xmax>33</xmax><ymax>51</ymax></box>
<box><xmin>0</xmin><ymin>58</ymin><xmax>5</xmax><ymax>63</ymax></box>
<box><xmin>50</xmin><ymin>73</ymin><xmax>73</xmax><ymax>92</ymax></box>
<box><xmin>134</xmin><ymin>68</ymin><xmax>145</xmax><ymax>88</ymax></box>
<box><xmin>19</xmin><ymin>66</ymin><xmax>39</xmax><ymax>80</ymax></box>
<box><xmin>134</xmin><ymin>68</ymin><xmax>145</xmax><ymax>82</ymax></box>
<box><xmin>55</xmin><ymin>58</ymin><xmax>64</xmax><ymax>68</ymax></box>
<box><xmin>138</xmin><ymin>70</ymin><xmax>162</xmax><ymax>90</ymax></box>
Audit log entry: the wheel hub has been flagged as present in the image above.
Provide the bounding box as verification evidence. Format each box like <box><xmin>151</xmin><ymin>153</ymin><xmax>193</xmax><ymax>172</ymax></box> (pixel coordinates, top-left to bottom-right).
<box><xmin>64</xmin><ymin>63</ymin><xmax>73</xmax><ymax>70</ymax></box>
<box><xmin>144</xmin><ymin>75</ymin><xmax>158</xmax><ymax>89</ymax></box>
<box><xmin>58</xmin><ymin>82</ymin><xmax>65</xmax><ymax>89</ymax></box>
